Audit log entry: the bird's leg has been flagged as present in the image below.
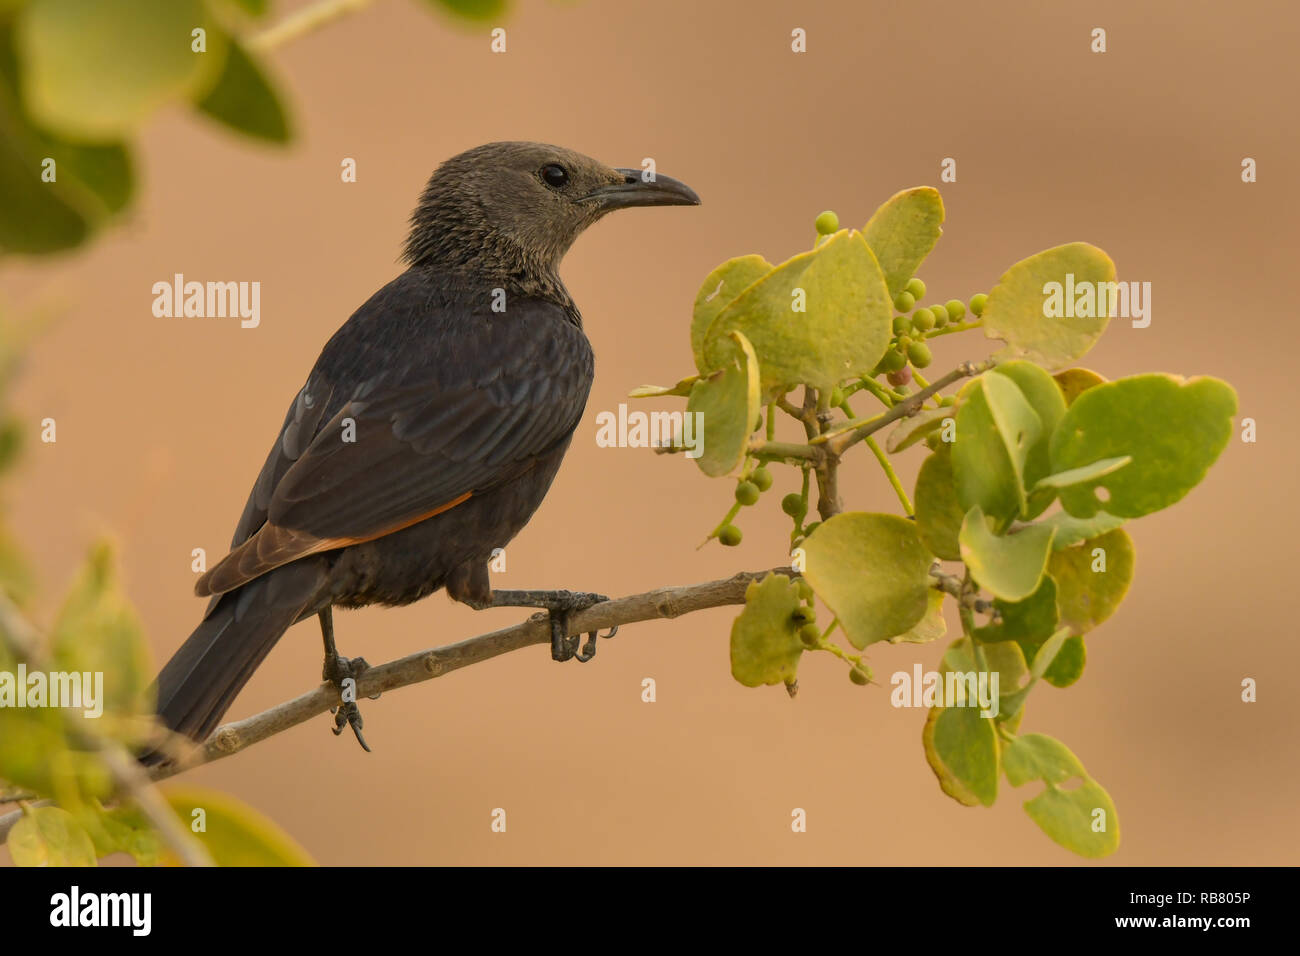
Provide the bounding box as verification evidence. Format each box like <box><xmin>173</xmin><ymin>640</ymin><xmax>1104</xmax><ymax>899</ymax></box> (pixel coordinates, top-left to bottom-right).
<box><xmin>318</xmin><ymin>607</ymin><xmax>376</xmax><ymax>751</ymax></box>
<box><xmin>464</xmin><ymin>589</ymin><xmax>618</xmax><ymax>662</ymax></box>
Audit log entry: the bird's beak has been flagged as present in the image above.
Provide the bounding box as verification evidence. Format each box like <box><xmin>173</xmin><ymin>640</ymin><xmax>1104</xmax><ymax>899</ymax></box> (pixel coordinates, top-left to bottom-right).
<box><xmin>582</xmin><ymin>169</ymin><xmax>702</xmax><ymax>210</ymax></box>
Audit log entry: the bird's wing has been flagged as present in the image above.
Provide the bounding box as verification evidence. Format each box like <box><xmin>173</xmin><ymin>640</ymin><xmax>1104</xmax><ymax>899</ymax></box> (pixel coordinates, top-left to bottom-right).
<box><xmin>197</xmin><ymin>291</ymin><xmax>592</xmax><ymax>597</ymax></box>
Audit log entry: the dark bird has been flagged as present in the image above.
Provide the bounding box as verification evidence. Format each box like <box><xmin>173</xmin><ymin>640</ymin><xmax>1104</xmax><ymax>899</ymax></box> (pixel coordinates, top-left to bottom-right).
<box><xmin>150</xmin><ymin>142</ymin><xmax>699</xmax><ymax>755</ymax></box>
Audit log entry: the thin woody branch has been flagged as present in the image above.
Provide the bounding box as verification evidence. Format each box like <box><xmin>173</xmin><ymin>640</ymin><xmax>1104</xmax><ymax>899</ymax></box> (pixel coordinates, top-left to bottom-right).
<box><xmin>0</xmin><ymin>568</ymin><xmax>792</xmax><ymax>842</ymax></box>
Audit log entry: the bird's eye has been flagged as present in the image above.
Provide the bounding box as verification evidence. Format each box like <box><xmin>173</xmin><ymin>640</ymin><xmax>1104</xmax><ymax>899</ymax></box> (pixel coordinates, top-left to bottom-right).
<box><xmin>541</xmin><ymin>164</ymin><xmax>569</xmax><ymax>189</ymax></box>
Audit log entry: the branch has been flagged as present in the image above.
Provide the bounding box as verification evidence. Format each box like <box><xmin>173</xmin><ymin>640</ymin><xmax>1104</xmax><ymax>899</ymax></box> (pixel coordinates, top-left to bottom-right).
<box><xmin>819</xmin><ymin>359</ymin><xmax>996</xmax><ymax>457</ymax></box>
<box><xmin>0</xmin><ymin>568</ymin><xmax>789</xmax><ymax>843</ymax></box>
<box><xmin>248</xmin><ymin>0</ymin><xmax>376</xmax><ymax>52</ymax></box>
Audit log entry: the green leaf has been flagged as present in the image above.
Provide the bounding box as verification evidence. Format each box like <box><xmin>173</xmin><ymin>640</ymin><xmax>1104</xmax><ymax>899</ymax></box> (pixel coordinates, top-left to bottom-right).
<box><xmin>973</xmin><ymin>575</ymin><xmax>1059</xmax><ymax>658</ymax></box>
<box><xmin>1033</xmin><ymin>456</ymin><xmax>1131</xmax><ymax>491</ymax></box>
<box><xmin>691</xmin><ymin>255</ymin><xmax>771</xmax><ymax>374</ymax></box>
<box><xmin>163</xmin><ymin>787</ymin><xmax>315</xmax><ymax>865</ymax></box>
<box><xmin>16</xmin><ymin>0</ymin><xmax>224</xmax><ymax>140</ymax></box>
<box><xmin>942</xmin><ymin>636</ymin><xmax>1029</xmax><ymax>704</ymax></box>
<box><xmin>1005</xmin><ymin>735</ymin><xmax>1120</xmax><ymax>858</ymax></box>
<box><xmin>885</xmin><ymin>404</ymin><xmax>952</xmax><ymax>453</ymax></box>
<box><xmin>1024</xmin><ymin>779</ymin><xmax>1120</xmax><ymax>858</ymax></box>
<box><xmin>82</xmin><ymin>803</ymin><xmax>160</xmax><ymax>866</ymax></box>
<box><xmin>0</xmin><ymin>28</ymin><xmax>134</xmax><ymax>253</ymax></box>
<box><xmin>685</xmin><ymin>331</ymin><xmax>759</xmax><ymax>477</ymax></box>
<box><xmin>924</xmin><ymin>703</ymin><xmax>999</xmax><ymax>808</ymax></box>
<box><xmin>8</xmin><ymin>806</ymin><xmax>97</xmax><ymax>866</ymax></box>
<box><xmin>952</xmin><ymin>374</ymin><xmax>1042</xmax><ymax>524</ymax></box>
<box><xmin>1050</xmin><ymin>374</ymin><xmax>1237</xmax><ymax>519</ymax></box>
<box><xmin>981</xmin><ymin>242</ymin><xmax>1117</xmax><ymax>368</ymax></box>
<box><xmin>991</xmin><ymin>360</ymin><xmax>1067</xmax><ymax>518</ymax></box>
<box><xmin>195</xmin><ymin>38</ymin><xmax>290</xmax><ymax>143</ymax></box>
<box><xmin>48</xmin><ymin>541</ymin><xmax>154</xmax><ymax>723</ymax></box>
<box><xmin>801</xmin><ymin>512</ymin><xmax>932</xmax><ymax>649</ymax></box>
<box><xmin>1028</xmin><ymin>627</ymin><xmax>1072</xmax><ymax>681</ymax></box>
<box><xmin>728</xmin><ymin>573</ymin><xmax>803</xmax><ymax>688</ymax></box>
<box><xmin>628</xmin><ymin>375</ymin><xmax>698</xmax><ymax>398</ymax></box>
<box><xmin>914</xmin><ymin>443</ymin><xmax>962</xmax><ymax>561</ymax></box>
<box><xmin>959</xmin><ymin>506</ymin><xmax>1055</xmax><ymax>602</ymax></box>
<box><xmin>1053</xmin><ymin>367</ymin><xmax>1107</xmax><ymax>406</ymax></box>
<box><xmin>1048</xmin><ymin>527</ymin><xmax>1134</xmax><ymax>636</ymax></box>
<box><xmin>1043</xmin><ymin>635</ymin><xmax>1086</xmax><ymax>688</ymax></box>
<box><xmin>701</xmin><ymin>230</ymin><xmax>892</xmax><ymax>394</ymax></box>
<box><xmin>887</xmin><ymin>588</ymin><xmax>946</xmax><ymax>644</ymax></box>
<box><xmin>1037</xmin><ymin>509</ymin><xmax>1126</xmax><ymax>550</ymax></box>
<box><xmin>861</xmin><ymin>186</ymin><xmax>944</xmax><ymax>298</ymax></box>
<box><xmin>1003</xmin><ymin>733</ymin><xmax>1086</xmax><ymax>787</ymax></box>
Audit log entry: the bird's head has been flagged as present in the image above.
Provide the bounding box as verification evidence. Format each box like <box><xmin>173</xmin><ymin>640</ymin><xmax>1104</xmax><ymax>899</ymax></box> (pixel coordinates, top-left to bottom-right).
<box><xmin>403</xmin><ymin>141</ymin><xmax>700</xmax><ymax>280</ymax></box>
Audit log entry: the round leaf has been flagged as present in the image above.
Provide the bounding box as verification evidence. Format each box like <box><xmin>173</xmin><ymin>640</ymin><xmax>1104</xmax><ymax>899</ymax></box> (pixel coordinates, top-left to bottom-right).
<box><xmin>702</xmin><ymin>230</ymin><xmax>892</xmax><ymax>394</ymax></box>
<box><xmin>801</xmin><ymin>512</ymin><xmax>932</xmax><ymax>649</ymax></box>
<box><xmin>861</xmin><ymin>186</ymin><xmax>944</xmax><ymax>298</ymax></box>
<box><xmin>1050</xmin><ymin>374</ymin><xmax>1237</xmax><ymax>519</ymax></box>
<box><xmin>8</xmin><ymin>806</ymin><xmax>97</xmax><ymax>866</ymax></box>
<box><xmin>924</xmin><ymin>704</ymin><xmax>999</xmax><ymax>808</ymax></box>
<box><xmin>685</xmin><ymin>331</ymin><xmax>759</xmax><ymax>477</ymax></box>
<box><xmin>728</xmin><ymin>573</ymin><xmax>803</xmax><ymax>688</ymax></box>
<box><xmin>1048</xmin><ymin>527</ymin><xmax>1134</xmax><ymax>636</ymax></box>
<box><xmin>691</xmin><ymin>255</ymin><xmax>771</xmax><ymax>374</ymax></box>
<box><xmin>960</xmin><ymin>506</ymin><xmax>1056</xmax><ymax>602</ymax></box>
<box><xmin>982</xmin><ymin>243</ymin><xmax>1116</xmax><ymax>368</ymax></box>
<box><xmin>914</xmin><ymin>444</ymin><xmax>962</xmax><ymax>561</ymax></box>
<box><xmin>163</xmin><ymin>787</ymin><xmax>315</xmax><ymax>865</ymax></box>
<box><xmin>17</xmin><ymin>0</ymin><xmax>223</xmax><ymax>140</ymax></box>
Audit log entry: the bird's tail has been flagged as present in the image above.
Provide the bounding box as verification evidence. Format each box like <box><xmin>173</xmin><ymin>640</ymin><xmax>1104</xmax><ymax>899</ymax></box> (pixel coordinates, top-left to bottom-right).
<box><xmin>151</xmin><ymin>559</ymin><xmax>326</xmax><ymax>753</ymax></box>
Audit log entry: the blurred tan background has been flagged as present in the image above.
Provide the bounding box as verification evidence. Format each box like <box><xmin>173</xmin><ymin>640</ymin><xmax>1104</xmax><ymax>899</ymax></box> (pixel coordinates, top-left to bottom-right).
<box><xmin>5</xmin><ymin>0</ymin><xmax>1299</xmax><ymax>864</ymax></box>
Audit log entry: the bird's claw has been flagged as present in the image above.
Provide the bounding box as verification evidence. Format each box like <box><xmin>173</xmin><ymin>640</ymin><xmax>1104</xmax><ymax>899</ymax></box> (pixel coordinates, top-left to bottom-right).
<box><xmin>323</xmin><ymin>654</ymin><xmax>375</xmax><ymax>751</ymax></box>
<box><xmin>544</xmin><ymin>591</ymin><xmax>616</xmax><ymax>663</ymax></box>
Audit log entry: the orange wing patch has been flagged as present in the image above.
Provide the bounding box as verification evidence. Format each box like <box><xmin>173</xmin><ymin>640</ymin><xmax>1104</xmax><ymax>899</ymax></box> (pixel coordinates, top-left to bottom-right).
<box><xmin>195</xmin><ymin>491</ymin><xmax>473</xmax><ymax>597</ymax></box>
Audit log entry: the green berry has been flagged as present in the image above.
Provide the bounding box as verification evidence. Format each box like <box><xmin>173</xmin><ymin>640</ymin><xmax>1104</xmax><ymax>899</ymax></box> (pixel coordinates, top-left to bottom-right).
<box><xmin>781</xmin><ymin>493</ymin><xmax>807</xmax><ymax>519</ymax></box>
<box><xmin>906</xmin><ymin>277</ymin><xmax>927</xmax><ymax>301</ymax></box>
<box><xmin>829</xmin><ymin>386</ymin><xmax>845</xmax><ymax>408</ymax></box>
<box><xmin>792</xmin><ymin>604</ymin><xmax>817</xmax><ymax>625</ymax></box>
<box><xmin>881</xmin><ymin>348</ymin><xmax>907</xmax><ymax>373</ymax></box>
<box><xmin>933</xmin><ymin>307</ymin><xmax>949</xmax><ymax>328</ymax></box>
<box><xmin>912</xmin><ymin>308</ymin><xmax>935</xmax><ymax>332</ymax></box>
<box><xmin>945</xmin><ymin>299</ymin><xmax>966</xmax><ymax>322</ymax></box>
<box><xmin>796</xmin><ymin>580</ymin><xmax>814</xmax><ymax>601</ymax></box>
<box><xmin>893</xmin><ymin>290</ymin><xmax>915</xmax><ymax>313</ymax></box>
<box><xmin>814</xmin><ymin>210</ymin><xmax>839</xmax><ymax>235</ymax></box>
<box><xmin>969</xmin><ymin>293</ymin><xmax>988</xmax><ymax>316</ymax></box>
<box><xmin>907</xmin><ymin>341</ymin><xmax>933</xmax><ymax>368</ymax></box>
<box><xmin>799</xmin><ymin>622</ymin><xmax>822</xmax><ymax>647</ymax></box>
<box><xmin>735</xmin><ymin>481</ymin><xmax>760</xmax><ymax>506</ymax></box>
<box><xmin>802</xmin><ymin>521</ymin><xmax>820</xmax><ymax>536</ymax></box>
<box><xmin>752</xmin><ymin>466</ymin><xmax>773</xmax><ymax>492</ymax></box>
<box><xmin>718</xmin><ymin>524</ymin><xmax>742</xmax><ymax>547</ymax></box>
<box><xmin>897</xmin><ymin>334</ymin><xmax>913</xmax><ymax>351</ymax></box>
<box><xmin>849</xmin><ymin>665</ymin><xmax>872</xmax><ymax>686</ymax></box>
<box><xmin>892</xmin><ymin>314</ymin><xmax>910</xmax><ymax>336</ymax></box>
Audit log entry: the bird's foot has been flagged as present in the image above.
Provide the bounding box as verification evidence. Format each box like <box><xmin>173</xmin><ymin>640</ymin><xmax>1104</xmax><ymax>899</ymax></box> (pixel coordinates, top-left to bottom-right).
<box><xmin>539</xmin><ymin>591</ymin><xmax>618</xmax><ymax>663</ymax></box>
<box><xmin>323</xmin><ymin>653</ymin><xmax>376</xmax><ymax>752</ymax></box>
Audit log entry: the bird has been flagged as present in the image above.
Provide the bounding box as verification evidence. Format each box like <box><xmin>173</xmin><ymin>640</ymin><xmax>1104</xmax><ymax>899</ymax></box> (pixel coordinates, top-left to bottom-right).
<box><xmin>149</xmin><ymin>142</ymin><xmax>700</xmax><ymax>757</ymax></box>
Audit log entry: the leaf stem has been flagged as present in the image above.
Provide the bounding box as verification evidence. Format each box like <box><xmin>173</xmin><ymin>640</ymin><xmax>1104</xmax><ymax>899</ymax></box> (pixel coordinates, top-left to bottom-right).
<box><xmin>865</xmin><ymin>436</ymin><xmax>913</xmax><ymax>515</ymax></box>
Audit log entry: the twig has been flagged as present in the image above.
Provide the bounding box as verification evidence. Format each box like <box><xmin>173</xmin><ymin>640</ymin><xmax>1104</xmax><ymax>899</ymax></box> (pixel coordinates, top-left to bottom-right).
<box><xmin>0</xmin><ymin>568</ymin><xmax>790</xmax><ymax>842</ymax></box>
<box><xmin>823</xmin><ymin>360</ymin><xmax>994</xmax><ymax>457</ymax></box>
<box><xmin>249</xmin><ymin>0</ymin><xmax>376</xmax><ymax>52</ymax></box>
